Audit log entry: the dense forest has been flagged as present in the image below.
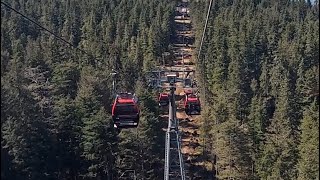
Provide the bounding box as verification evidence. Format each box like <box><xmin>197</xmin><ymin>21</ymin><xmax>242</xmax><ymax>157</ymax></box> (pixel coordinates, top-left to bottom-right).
<box><xmin>190</xmin><ymin>0</ymin><xmax>319</xmax><ymax>179</ymax></box>
<box><xmin>1</xmin><ymin>0</ymin><xmax>319</xmax><ymax>180</ymax></box>
<box><xmin>1</xmin><ymin>0</ymin><xmax>177</xmax><ymax>179</ymax></box>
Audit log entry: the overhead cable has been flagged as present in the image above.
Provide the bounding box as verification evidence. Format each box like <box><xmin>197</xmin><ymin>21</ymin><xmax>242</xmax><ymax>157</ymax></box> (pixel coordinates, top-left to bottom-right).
<box><xmin>196</xmin><ymin>0</ymin><xmax>214</xmax><ymax>61</ymax></box>
<box><xmin>1</xmin><ymin>1</ymin><xmax>91</xmax><ymax>57</ymax></box>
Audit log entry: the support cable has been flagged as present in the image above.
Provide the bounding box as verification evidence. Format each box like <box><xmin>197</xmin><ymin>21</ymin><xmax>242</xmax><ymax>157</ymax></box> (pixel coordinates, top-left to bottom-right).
<box><xmin>196</xmin><ymin>0</ymin><xmax>214</xmax><ymax>106</ymax></box>
<box><xmin>194</xmin><ymin>0</ymin><xmax>214</xmax><ymax>177</ymax></box>
<box><xmin>196</xmin><ymin>0</ymin><xmax>214</xmax><ymax>62</ymax></box>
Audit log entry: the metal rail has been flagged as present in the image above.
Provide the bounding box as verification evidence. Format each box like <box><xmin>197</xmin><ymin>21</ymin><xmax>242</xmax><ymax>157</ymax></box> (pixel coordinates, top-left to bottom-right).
<box><xmin>147</xmin><ymin>72</ymin><xmax>186</xmax><ymax>180</ymax></box>
<box><xmin>164</xmin><ymin>83</ymin><xmax>186</xmax><ymax>180</ymax></box>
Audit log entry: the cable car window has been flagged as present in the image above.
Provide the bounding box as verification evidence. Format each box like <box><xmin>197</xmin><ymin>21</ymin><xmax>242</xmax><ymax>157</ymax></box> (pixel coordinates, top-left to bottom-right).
<box><xmin>185</xmin><ymin>79</ymin><xmax>192</xmax><ymax>87</ymax></box>
<box><xmin>188</xmin><ymin>94</ymin><xmax>197</xmax><ymax>98</ymax></box>
<box><xmin>187</xmin><ymin>101</ymin><xmax>200</xmax><ymax>106</ymax></box>
<box><xmin>115</xmin><ymin>104</ymin><xmax>138</xmax><ymax>114</ymax></box>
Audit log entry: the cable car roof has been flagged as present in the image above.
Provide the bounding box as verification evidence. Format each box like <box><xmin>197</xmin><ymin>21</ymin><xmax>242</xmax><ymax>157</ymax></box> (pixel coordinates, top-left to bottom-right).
<box><xmin>160</xmin><ymin>93</ymin><xmax>169</xmax><ymax>96</ymax></box>
<box><xmin>115</xmin><ymin>93</ymin><xmax>138</xmax><ymax>104</ymax></box>
<box><xmin>184</xmin><ymin>89</ymin><xmax>193</xmax><ymax>93</ymax></box>
<box><xmin>187</xmin><ymin>97</ymin><xmax>199</xmax><ymax>101</ymax></box>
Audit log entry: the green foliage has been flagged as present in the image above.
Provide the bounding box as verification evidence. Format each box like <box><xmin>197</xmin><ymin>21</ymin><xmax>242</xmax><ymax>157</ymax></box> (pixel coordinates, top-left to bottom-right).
<box><xmin>1</xmin><ymin>0</ymin><xmax>175</xmax><ymax>179</ymax></box>
<box><xmin>80</xmin><ymin>108</ymin><xmax>117</xmax><ymax>179</ymax></box>
<box><xmin>190</xmin><ymin>0</ymin><xmax>319</xmax><ymax>179</ymax></box>
<box><xmin>1</xmin><ymin>77</ymin><xmax>55</xmax><ymax>180</ymax></box>
<box><xmin>257</xmin><ymin>70</ymin><xmax>299</xmax><ymax>179</ymax></box>
<box><xmin>297</xmin><ymin>100</ymin><xmax>319</xmax><ymax>180</ymax></box>
<box><xmin>51</xmin><ymin>61</ymin><xmax>80</xmax><ymax>99</ymax></box>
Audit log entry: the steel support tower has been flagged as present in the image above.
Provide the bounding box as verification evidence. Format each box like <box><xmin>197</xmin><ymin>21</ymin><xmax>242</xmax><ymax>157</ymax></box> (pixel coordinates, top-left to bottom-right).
<box><xmin>164</xmin><ymin>84</ymin><xmax>186</xmax><ymax>180</ymax></box>
<box><xmin>147</xmin><ymin>70</ymin><xmax>191</xmax><ymax>180</ymax></box>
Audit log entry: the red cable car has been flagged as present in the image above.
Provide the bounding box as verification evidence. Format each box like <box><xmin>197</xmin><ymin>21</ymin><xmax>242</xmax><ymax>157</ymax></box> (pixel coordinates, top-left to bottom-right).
<box><xmin>112</xmin><ymin>93</ymin><xmax>140</xmax><ymax>128</ymax></box>
<box><xmin>184</xmin><ymin>89</ymin><xmax>193</xmax><ymax>96</ymax></box>
<box><xmin>159</xmin><ymin>93</ymin><xmax>169</xmax><ymax>107</ymax></box>
<box><xmin>184</xmin><ymin>94</ymin><xmax>201</xmax><ymax>115</ymax></box>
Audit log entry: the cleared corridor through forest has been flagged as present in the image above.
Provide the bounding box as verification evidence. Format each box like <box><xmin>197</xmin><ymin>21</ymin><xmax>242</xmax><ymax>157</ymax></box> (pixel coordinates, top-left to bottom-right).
<box><xmin>162</xmin><ymin>0</ymin><xmax>213</xmax><ymax>179</ymax></box>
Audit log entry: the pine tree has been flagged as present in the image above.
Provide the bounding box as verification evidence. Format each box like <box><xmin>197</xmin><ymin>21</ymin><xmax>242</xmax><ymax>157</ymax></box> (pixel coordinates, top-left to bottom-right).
<box><xmin>52</xmin><ymin>97</ymin><xmax>82</xmax><ymax>179</ymax></box>
<box><xmin>103</xmin><ymin>15</ymin><xmax>116</xmax><ymax>45</ymax></box>
<box><xmin>81</xmin><ymin>108</ymin><xmax>118</xmax><ymax>180</ymax></box>
<box><xmin>70</xmin><ymin>3</ymin><xmax>82</xmax><ymax>47</ymax></box>
<box><xmin>1</xmin><ymin>77</ymin><xmax>55</xmax><ymax>179</ymax></box>
<box><xmin>51</xmin><ymin>61</ymin><xmax>80</xmax><ymax>99</ymax></box>
<box><xmin>297</xmin><ymin>100</ymin><xmax>319</xmax><ymax>180</ymax></box>
<box><xmin>75</xmin><ymin>67</ymin><xmax>118</xmax><ymax>180</ymax></box>
<box><xmin>257</xmin><ymin>66</ymin><xmax>299</xmax><ymax>180</ymax></box>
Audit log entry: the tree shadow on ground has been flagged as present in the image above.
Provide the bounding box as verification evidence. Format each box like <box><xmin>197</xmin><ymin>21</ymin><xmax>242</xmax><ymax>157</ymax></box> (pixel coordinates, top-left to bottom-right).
<box><xmin>187</xmin><ymin>152</ymin><xmax>216</xmax><ymax>179</ymax></box>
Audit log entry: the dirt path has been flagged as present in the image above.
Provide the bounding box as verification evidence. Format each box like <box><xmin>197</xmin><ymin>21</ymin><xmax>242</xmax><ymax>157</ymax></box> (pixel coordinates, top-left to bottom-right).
<box><xmin>171</xmin><ymin>2</ymin><xmax>210</xmax><ymax>179</ymax></box>
<box><xmin>157</xmin><ymin>1</ymin><xmax>212</xmax><ymax>178</ymax></box>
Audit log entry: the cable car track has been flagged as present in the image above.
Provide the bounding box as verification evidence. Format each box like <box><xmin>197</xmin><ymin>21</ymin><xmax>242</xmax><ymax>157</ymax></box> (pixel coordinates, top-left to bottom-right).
<box><xmin>160</xmin><ymin>0</ymin><xmax>213</xmax><ymax>178</ymax></box>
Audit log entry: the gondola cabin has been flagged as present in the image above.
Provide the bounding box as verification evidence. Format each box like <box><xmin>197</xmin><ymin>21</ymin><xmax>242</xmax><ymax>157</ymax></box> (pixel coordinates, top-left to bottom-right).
<box><xmin>167</xmin><ymin>74</ymin><xmax>177</xmax><ymax>84</ymax></box>
<box><xmin>159</xmin><ymin>93</ymin><xmax>169</xmax><ymax>107</ymax></box>
<box><xmin>112</xmin><ymin>93</ymin><xmax>140</xmax><ymax>128</ymax></box>
<box><xmin>184</xmin><ymin>78</ymin><xmax>192</xmax><ymax>88</ymax></box>
<box><xmin>184</xmin><ymin>89</ymin><xmax>193</xmax><ymax>96</ymax></box>
<box><xmin>184</xmin><ymin>94</ymin><xmax>201</xmax><ymax>115</ymax></box>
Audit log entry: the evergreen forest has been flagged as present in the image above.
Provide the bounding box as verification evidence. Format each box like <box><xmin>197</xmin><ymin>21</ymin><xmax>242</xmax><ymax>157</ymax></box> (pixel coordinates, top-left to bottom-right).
<box><xmin>191</xmin><ymin>0</ymin><xmax>319</xmax><ymax>179</ymax></box>
<box><xmin>1</xmin><ymin>0</ymin><xmax>319</xmax><ymax>180</ymax></box>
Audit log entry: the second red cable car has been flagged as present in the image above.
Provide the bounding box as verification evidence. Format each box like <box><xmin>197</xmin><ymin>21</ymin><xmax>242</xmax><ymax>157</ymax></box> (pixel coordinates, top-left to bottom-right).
<box><xmin>184</xmin><ymin>93</ymin><xmax>201</xmax><ymax>115</ymax></box>
<box><xmin>158</xmin><ymin>93</ymin><xmax>169</xmax><ymax>107</ymax></box>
